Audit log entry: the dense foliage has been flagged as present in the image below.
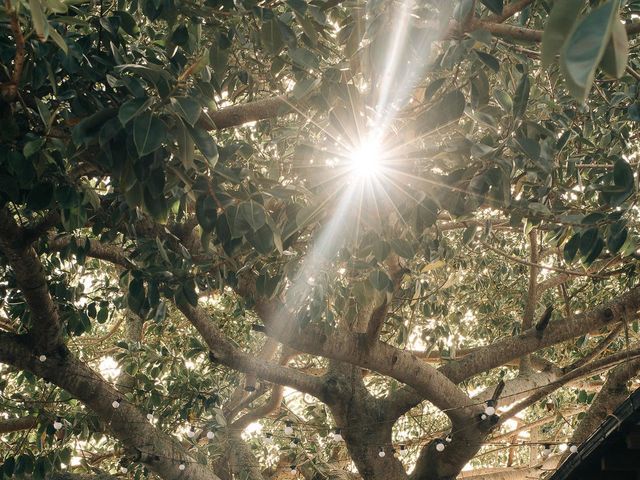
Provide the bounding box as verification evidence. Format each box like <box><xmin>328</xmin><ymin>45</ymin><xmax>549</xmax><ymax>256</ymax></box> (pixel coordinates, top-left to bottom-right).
<box><xmin>3</xmin><ymin>0</ymin><xmax>640</xmax><ymax>479</ymax></box>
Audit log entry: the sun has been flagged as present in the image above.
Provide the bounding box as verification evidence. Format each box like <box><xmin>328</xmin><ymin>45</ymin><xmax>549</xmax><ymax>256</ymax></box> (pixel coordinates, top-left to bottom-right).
<box><xmin>348</xmin><ymin>142</ymin><xmax>383</xmax><ymax>179</ymax></box>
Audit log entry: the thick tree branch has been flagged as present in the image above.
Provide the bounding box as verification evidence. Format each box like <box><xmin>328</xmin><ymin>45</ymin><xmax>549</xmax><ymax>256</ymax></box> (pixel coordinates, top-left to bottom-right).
<box><xmin>563</xmin><ymin>324</ymin><xmax>623</xmax><ymax>373</ymax></box>
<box><xmin>253</xmin><ymin>301</ymin><xmax>478</xmax><ymax>423</ymax></box>
<box><xmin>500</xmin><ymin>346</ymin><xmax>640</xmax><ymax>421</ymax></box>
<box><xmin>45</xmin><ymin>234</ymin><xmax>135</xmax><ymax>269</ymax></box>
<box><xmin>201</xmin><ymin>96</ymin><xmax>295</xmax><ymax>131</ymax></box>
<box><xmin>177</xmin><ymin>303</ymin><xmax>326</xmax><ymax>400</ymax></box>
<box><xmin>441</xmin><ymin>284</ymin><xmax>640</xmax><ymax>383</ymax></box>
<box><xmin>0</xmin><ymin>208</ymin><xmax>63</xmax><ymax>350</ymax></box>
<box><xmin>0</xmin><ymin>332</ymin><xmax>221</xmax><ymax>480</ymax></box>
<box><xmin>0</xmin><ymin>414</ymin><xmax>38</xmax><ymax>433</ymax></box>
<box><xmin>570</xmin><ymin>356</ymin><xmax>640</xmax><ymax>444</ymax></box>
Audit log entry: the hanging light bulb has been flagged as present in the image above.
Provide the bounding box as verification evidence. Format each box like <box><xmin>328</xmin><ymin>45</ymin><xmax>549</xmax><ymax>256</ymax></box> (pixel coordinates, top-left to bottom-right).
<box><xmin>289</xmin><ymin>465</ymin><xmax>297</xmax><ymax>475</ymax></box>
<box><xmin>53</xmin><ymin>418</ymin><xmax>63</xmax><ymax>430</ymax></box>
<box><xmin>112</xmin><ymin>398</ymin><xmax>121</xmax><ymax>409</ymax></box>
<box><xmin>332</xmin><ymin>428</ymin><xmax>343</xmax><ymax>442</ymax></box>
<box><xmin>484</xmin><ymin>400</ymin><xmax>496</xmax><ymax>416</ymax></box>
<box><xmin>120</xmin><ymin>466</ymin><xmax>128</xmax><ymax>474</ymax></box>
<box><xmin>559</xmin><ymin>443</ymin><xmax>568</xmax><ymax>452</ymax></box>
<box><xmin>480</xmin><ymin>413</ymin><xmax>488</xmax><ymax>421</ymax></box>
<box><xmin>569</xmin><ymin>444</ymin><xmax>578</xmax><ymax>454</ymax></box>
<box><xmin>39</xmin><ymin>355</ymin><xmax>47</xmax><ymax>362</ymax></box>
<box><xmin>290</xmin><ymin>437</ymin><xmax>300</xmax><ymax>448</ymax></box>
<box><xmin>147</xmin><ymin>413</ymin><xmax>154</xmax><ymax>422</ymax></box>
<box><xmin>378</xmin><ymin>447</ymin><xmax>386</xmax><ymax>458</ymax></box>
<box><xmin>284</xmin><ymin>421</ymin><xmax>293</xmax><ymax>435</ymax></box>
<box><xmin>445</xmin><ymin>434</ymin><xmax>453</xmax><ymax>443</ymax></box>
<box><xmin>178</xmin><ymin>463</ymin><xmax>186</xmax><ymax>471</ymax></box>
<box><xmin>187</xmin><ymin>426</ymin><xmax>196</xmax><ymax>438</ymax></box>
<box><xmin>435</xmin><ymin>439</ymin><xmax>445</xmax><ymax>452</ymax></box>
<box><xmin>542</xmin><ymin>444</ymin><xmax>552</xmax><ymax>456</ymax></box>
<box><xmin>264</xmin><ymin>432</ymin><xmax>274</xmax><ymax>444</ymax></box>
<box><xmin>207</xmin><ymin>430</ymin><xmax>215</xmax><ymax>440</ymax></box>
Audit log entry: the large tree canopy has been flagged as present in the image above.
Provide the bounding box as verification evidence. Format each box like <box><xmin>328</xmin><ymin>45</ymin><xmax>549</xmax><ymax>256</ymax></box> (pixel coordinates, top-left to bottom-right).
<box><xmin>2</xmin><ymin>0</ymin><xmax>640</xmax><ymax>479</ymax></box>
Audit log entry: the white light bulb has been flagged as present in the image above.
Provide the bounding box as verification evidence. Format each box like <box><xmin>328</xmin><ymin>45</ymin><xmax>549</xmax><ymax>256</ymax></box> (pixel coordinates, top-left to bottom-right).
<box><xmin>445</xmin><ymin>435</ymin><xmax>452</xmax><ymax>443</ymax></box>
<box><xmin>147</xmin><ymin>413</ymin><xmax>154</xmax><ymax>421</ymax></box>
<box><xmin>378</xmin><ymin>449</ymin><xmax>386</xmax><ymax>458</ymax></box>
<box><xmin>112</xmin><ymin>399</ymin><xmax>121</xmax><ymax>409</ymax></box>
<box><xmin>284</xmin><ymin>425</ymin><xmax>293</xmax><ymax>435</ymax></box>
<box><xmin>542</xmin><ymin>445</ymin><xmax>552</xmax><ymax>456</ymax></box>
<box><xmin>436</xmin><ymin>442</ymin><xmax>445</xmax><ymax>452</ymax></box>
<box><xmin>207</xmin><ymin>431</ymin><xmax>215</xmax><ymax>440</ymax></box>
<box><xmin>264</xmin><ymin>433</ymin><xmax>274</xmax><ymax>444</ymax></box>
<box><xmin>39</xmin><ymin>355</ymin><xmax>47</xmax><ymax>362</ymax></box>
<box><xmin>187</xmin><ymin>427</ymin><xmax>196</xmax><ymax>438</ymax></box>
<box><xmin>480</xmin><ymin>413</ymin><xmax>487</xmax><ymax>420</ymax></box>
<box><xmin>485</xmin><ymin>406</ymin><xmax>496</xmax><ymax>416</ymax></box>
<box><xmin>333</xmin><ymin>432</ymin><xmax>343</xmax><ymax>442</ymax></box>
<box><xmin>569</xmin><ymin>444</ymin><xmax>578</xmax><ymax>453</ymax></box>
<box><xmin>178</xmin><ymin>463</ymin><xmax>186</xmax><ymax>471</ymax></box>
<box><xmin>53</xmin><ymin>420</ymin><xmax>63</xmax><ymax>430</ymax></box>
<box><xmin>559</xmin><ymin>443</ymin><xmax>568</xmax><ymax>452</ymax></box>
<box><xmin>290</xmin><ymin>466</ymin><xmax>297</xmax><ymax>475</ymax></box>
<box><xmin>120</xmin><ymin>466</ymin><xmax>128</xmax><ymax>474</ymax></box>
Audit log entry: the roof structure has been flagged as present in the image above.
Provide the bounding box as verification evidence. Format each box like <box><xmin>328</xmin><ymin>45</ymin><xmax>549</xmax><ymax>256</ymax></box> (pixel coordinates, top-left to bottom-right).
<box><xmin>549</xmin><ymin>387</ymin><xmax>640</xmax><ymax>480</ymax></box>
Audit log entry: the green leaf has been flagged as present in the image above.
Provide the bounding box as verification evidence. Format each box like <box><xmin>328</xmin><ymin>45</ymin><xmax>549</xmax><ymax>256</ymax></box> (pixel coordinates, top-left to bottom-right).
<box><xmin>579</xmin><ymin>227</ymin><xmax>599</xmax><ymax>256</ymax></box>
<box><xmin>600</xmin><ymin>17</ymin><xmax>628</xmax><ymax>78</ymax></box>
<box><xmin>186</xmin><ymin>126</ymin><xmax>218</xmax><ymax>167</ymax></box>
<box><xmin>560</xmin><ymin>0</ymin><xmax>619</xmax><ymax>102</ymax></box>
<box><xmin>513</xmin><ymin>73</ymin><xmax>530</xmax><ymax>118</ymax></box>
<box><xmin>238</xmin><ymin>201</ymin><xmax>267</xmax><ymax>231</ymax></box>
<box><xmin>462</xmin><ymin>225</ymin><xmax>478</xmax><ymax>245</ymax></box>
<box><xmin>479</xmin><ymin>0</ymin><xmax>502</xmax><ymax>15</ymax></box>
<box><xmin>261</xmin><ymin>18</ymin><xmax>284</xmax><ymax>54</ymax></box>
<box><xmin>493</xmin><ymin>88</ymin><xmax>513</xmax><ymax>111</ymax></box>
<box><xmin>368</xmin><ymin>270</ymin><xmax>390</xmax><ymax>291</ymax></box>
<box><xmin>175</xmin><ymin>119</ymin><xmax>195</xmax><ymax>170</ymax></box>
<box><xmin>541</xmin><ymin>0</ymin><xmax>584</xmax><ymax>67</ymax></box>
<box><xmin>29</xmin><ymin>0</ymin><xmax>49</xmax><ymax>41</ymax></box>
<box><xmin>390</xmin><ymin>238</ymin><xmax>414</xmax><ymax>259</ymax></box>
<box><xmin>564</xmin><ymin>233</ymin><xmax>581</xmax><ymax>263</ymax></box>
<box><xmin>48</xmin><ymin>27</ymin><xmax>68</xmax><ymax>54</ymax></box>
<box><xmin>475</xmin><ymin>50</ymin><xmax>500</xmax><ymax>72</ymax></box>
<box><xmin>23</xmin><ymin>138</ymin><xmax>44</xmax><ymax>158</ymax></box>
<box><xmin>170</xmin><ymin>97</ymin><xmax>202</xmax><ymax>127</ymax></box>
<box><xmin>607</xmin><ymin>221</ymin><xmax>627</xmax><ymax>253</ymax></box>
<box><xmin>417</xmin><ymin>89</ymin><xmax>465</xmax><ymax>133</ymax></box>
<box><xmin>133</xmin><ymin>111</ymin><xmax>167</xmax><ymax>156</ymax></box>
<box><xmin>613</xmin><ymin>158</ymin><xmax>634</xmax><ymax>189</ymax></box>
<box><xmin>143</xmin><ymin>186</ymin><xmax>168</xmax><ymax>223</ymax></box>
<box><xmin>127</xmin><ymin>277</ymin><xmax>145</xmax><ymax>314</ymax></box>
<box><xmin>119</xmin><ymin>97</ymin><xmax>152</xmax><ymax>126</ymax></box>
<box><xmin>246</xmin><ymin>223</ymin><xmax>275</xmax><ymax>255</ymax></box>
<box><xmin>583</xmin><ymin>236</ymin><xmax>604</xmax><ymax>265</ymax></box>
<box><xmin>196</xmin><ymin>194</ymin><xmax>218</xmax><ymax>232</ymax></box>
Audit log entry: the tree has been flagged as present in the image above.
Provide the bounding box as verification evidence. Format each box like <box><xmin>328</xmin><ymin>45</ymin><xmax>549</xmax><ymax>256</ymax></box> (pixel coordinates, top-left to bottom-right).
<box><xmin>2</xmin><ymin>0</ymin><xmax>640</xmax><ymax>478</ymax></box>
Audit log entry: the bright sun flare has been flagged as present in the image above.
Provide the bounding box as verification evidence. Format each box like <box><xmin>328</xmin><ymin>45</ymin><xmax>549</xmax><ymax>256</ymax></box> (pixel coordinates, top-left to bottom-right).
<box><xmin>348</xmin><ymin>143</ymin><xmax>383</xmax><ymax>179</ymax></box>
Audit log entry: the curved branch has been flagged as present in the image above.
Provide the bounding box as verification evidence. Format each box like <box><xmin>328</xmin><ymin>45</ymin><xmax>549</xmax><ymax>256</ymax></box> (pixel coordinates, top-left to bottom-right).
<box><xmin>0</xmin><ymin>208</ymin><xmax>63</xmax><ymax>350</ymax></box>
<box><xmin>0</xmin><ymin>332</ymin><xmax>221</xmax><ymax>480</ymax></box>
<box><xmin>570</xmin><ymin>356</ymin><xmax>640</xmax><ymax>444</ymax></box>
<box><xmin>177</xmin><ymin>303</ymin><xmax>326</xmax><ymax>400</ymax></box>
<box><xmin>441</xmin><ymin>284</ymin><xmax>640</xmax><ymax>383</ymax></box>
<box><xmin>253</xmin><ymin>300</ymin><xmax>477</xmax><ymax>423</ymax></box>
<box><xmin>0</xmin><ymin>415</ymin><xmax>38</xmax><ymax>434</ymax></box>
